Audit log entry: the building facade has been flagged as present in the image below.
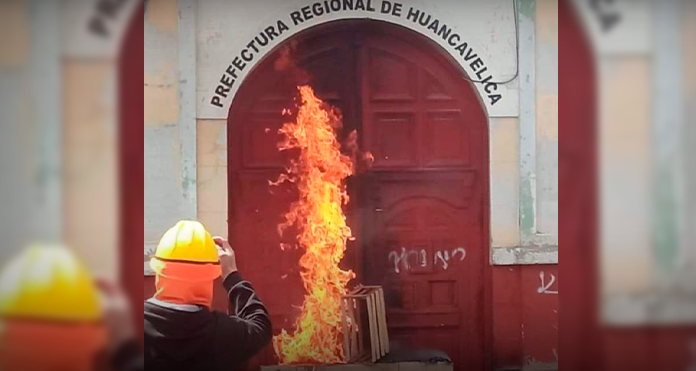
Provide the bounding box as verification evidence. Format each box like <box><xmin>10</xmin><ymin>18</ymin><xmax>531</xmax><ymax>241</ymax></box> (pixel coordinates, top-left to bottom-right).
<box><xmin>143</xmin><ymin>0</ymin><xmax>559</xmax><ymax>370</ymax></box>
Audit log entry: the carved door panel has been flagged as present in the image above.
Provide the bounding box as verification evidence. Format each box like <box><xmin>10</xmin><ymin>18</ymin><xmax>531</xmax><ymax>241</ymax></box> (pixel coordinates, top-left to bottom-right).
<box><xmin>357</xmin><ymin>26</ymin><xmax>488</xmax><ymax>371</ymax></box>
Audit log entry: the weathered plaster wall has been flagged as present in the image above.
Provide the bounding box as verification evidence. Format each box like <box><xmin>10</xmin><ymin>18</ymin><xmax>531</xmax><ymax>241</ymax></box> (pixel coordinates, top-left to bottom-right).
<box><xmin>534</xmin><ymin>0</ymin><xmax>558</xmax><ymax>239</ymax></box>
<box><xmin>0</xmin><ymin>0</ymin><xmax>34</xmax><ymax>261</ymax></box>
<box><xmin>490</xmin><ymin>117</ymin><xmax>521</xmax><ymax>248</ymax></box>
<box><xmin>0</xmin><ymin>0</ymin><xmax>29</xmax><ymax>68</ymax></box>
<box><xmin>0</xmin><ymin>0</ymin><xmax>133</xmax><ymax>279</ymax></box>
<box><xmin>197</xmin><ymin>119</ymin><xmax>228</xmax><ymax>238</ymax></box>
<box><xmin>144</xmin><ymin>0</ymin><xmax>183</xmax><ymax>257</ymax></box>
<box><xmin>491</xmin><ymin>0</ymin><xmax>558</xmax><ymax>265</ymax></box>
<box><xmin>63</xmin><ymin>60</ymin><xmax>118</xmax><ymax>279</ymax></box>
<box><xmin>685</xmin><ymin>0</ymin><xmax>696</xmax><ymax>275</ymax></box>
<box><xmin>61</xmin><ymin>0</ymin><xmax>139</xmax><ymax>279</ymax></box>
<box><xmin>599</xmin><ymin>58</ymin><xmax>653</xmax><ymax>295</ymax></box>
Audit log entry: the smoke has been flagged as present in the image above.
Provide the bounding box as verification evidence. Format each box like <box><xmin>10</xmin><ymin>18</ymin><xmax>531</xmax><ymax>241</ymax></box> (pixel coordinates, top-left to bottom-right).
<box><xmin>273</xmin><ymin>39</ymin><xmax>310</xmax><ymax>86</ymax></box>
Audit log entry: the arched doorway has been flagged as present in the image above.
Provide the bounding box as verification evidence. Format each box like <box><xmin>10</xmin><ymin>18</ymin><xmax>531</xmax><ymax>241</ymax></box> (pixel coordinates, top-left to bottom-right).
<box><xmin>226</xmin><ymin>20</ymin><xmax>490</xmax><ymax>371</ymax></box>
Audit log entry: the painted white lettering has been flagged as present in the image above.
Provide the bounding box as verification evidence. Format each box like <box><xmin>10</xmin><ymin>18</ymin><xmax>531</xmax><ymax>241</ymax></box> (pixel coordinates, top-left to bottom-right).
<box><xmin>387</xmin><ymin>246</ymin><xmax>466</xmax><ymax>273</ymax></box>
<box><xmin>388</xmin><ymin>247</ymin><xmax>409</xmax><ymax>274</ymax></box>
<box><xmin>537</xmin><ymin>271</ymin><xmax>558</xmax><ymax>295</ymax></box>
<box><xmin>452</xmin><ymin>247</ymin><xmax>466</xmax><ymax>261</ymax></box>
<box><xmin>434</xmin><ymin>250</ymin><xmax>450</xmax><ymax>270</ymax></box>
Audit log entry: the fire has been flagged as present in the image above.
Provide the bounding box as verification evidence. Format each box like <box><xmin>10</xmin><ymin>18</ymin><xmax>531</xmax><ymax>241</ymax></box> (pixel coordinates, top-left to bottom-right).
<box><xmin>272</xmin><ymin>85</ymin><xmax>356</xmax><ymax>364</ymax></box>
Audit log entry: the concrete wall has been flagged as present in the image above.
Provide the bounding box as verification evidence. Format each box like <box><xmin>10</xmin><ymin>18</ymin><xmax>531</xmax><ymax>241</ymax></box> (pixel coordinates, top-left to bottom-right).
<box><xmin>197</xmin><ymin>119</ymin><xmax>228</xmax><ymax>238</ymax></box>
<box><xmin>534</xmin><ymin>0</ymin><xmax>558</xmax><ymax>239</ymax></box>
<box><xmin>63</xmin><ymin>60</ymin><xmax>119</xmax><ymax>279</ymax></box>
<box><xmin>0</xmin><ymin>0</ymin><xmax>40</xmax><ymax>261</ymax></box>
<box><xmin>61</xmin><ymin>0</ymin><xmax>138</xmax><ymax>279</ymax></box>
<box><xmin>0</xmin><ymin>0</ymin><xmax>127</xmax><ymax>280</ymax></box>
<box><xmin>143</xmin><ymin>0</ymin><xmax>190</xmax><ymax>261</ymax></box>
<box><xmin>490</xmin><ymin>0</ymin><xmax>558</xmax><ymax>265</ymax></box>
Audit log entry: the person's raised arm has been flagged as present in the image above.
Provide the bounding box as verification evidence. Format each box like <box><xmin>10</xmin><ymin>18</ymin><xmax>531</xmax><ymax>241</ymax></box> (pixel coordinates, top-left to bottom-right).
<box><xmin>213</xmin><ymin>237</ymin><xmax>272</xmax><ymax>362</ymax></box>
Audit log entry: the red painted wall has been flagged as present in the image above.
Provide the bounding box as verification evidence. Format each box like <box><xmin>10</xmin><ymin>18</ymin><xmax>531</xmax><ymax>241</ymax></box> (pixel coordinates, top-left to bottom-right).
<box><xmin>121</xmin><ymin>2</ymin><xmax>144</xmax><ymax>341</ymax></box>
<box><xmin>491</xmin><ymin>266</ymin><xmax>558</xmax><ymax>370</ymax></box>
<box><xmin>145</xmin><ymin>268</ymin><xmax>559</xmax><ymax>370</ymax></box>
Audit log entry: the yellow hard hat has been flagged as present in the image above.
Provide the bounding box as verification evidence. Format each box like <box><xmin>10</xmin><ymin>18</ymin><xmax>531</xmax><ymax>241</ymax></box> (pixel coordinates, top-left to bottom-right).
<box><xmin>0</xmin><ymin>245</ymin><xmax>102</xmax><ymax>322</ymax></box>
<box><xmin>150</xmin><ymin>221</ymin><xmax>221</xmax><ymax>280</ymax></box>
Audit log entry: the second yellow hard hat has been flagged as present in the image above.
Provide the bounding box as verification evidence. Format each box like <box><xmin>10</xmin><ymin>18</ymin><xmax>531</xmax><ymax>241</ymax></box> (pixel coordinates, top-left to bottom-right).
<box><xmin>0</xmin><ymin>245</ymin><xmax>102</xmax><ymax>322</ymax></box>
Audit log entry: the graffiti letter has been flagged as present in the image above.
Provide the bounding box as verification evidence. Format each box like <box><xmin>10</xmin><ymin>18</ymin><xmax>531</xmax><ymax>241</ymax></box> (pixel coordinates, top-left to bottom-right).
<box><xmin>388</xmin><ymin>247</ymin><xmax>409</xmax><ymax>274</ymax></box>
<box><xmin>538</xmin><ymin>271</ymin><xmax>558</xmax><ymax>295</ymax></box>
<box><xmin>451</xmin><ymin>247</ymin><xmax>466</xmax><ymax>261</ymax></box>
<box><xmin>434</xmin><ymin>250</ymin><xmax>450</xmax><ymax>270</ymax></box>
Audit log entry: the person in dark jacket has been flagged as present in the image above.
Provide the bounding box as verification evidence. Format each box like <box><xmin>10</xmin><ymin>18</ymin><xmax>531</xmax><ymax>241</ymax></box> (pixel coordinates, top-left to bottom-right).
<box><xmin>144</xmin><ymin>220</ymin><xmax>272</xmax><ymax>371</ymax></box>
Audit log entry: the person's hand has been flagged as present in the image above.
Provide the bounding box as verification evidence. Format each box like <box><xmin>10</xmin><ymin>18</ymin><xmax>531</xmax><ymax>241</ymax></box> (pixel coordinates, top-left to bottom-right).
<box><xmin>95</xmin><ymin>278</ymin><xmax>136</xmax><ymax>352</ymax></box>
<box><xmin>213</xmin><ymin>236</ymin><xmax>238</xmax><ymax>279</ymax></box>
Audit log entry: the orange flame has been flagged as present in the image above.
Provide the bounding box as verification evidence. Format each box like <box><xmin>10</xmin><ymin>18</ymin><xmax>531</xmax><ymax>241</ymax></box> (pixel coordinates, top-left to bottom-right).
<box><xmin>272</xmin><ymin>85</ymin><xmax>356</xmax><ymax>364</ymax></box>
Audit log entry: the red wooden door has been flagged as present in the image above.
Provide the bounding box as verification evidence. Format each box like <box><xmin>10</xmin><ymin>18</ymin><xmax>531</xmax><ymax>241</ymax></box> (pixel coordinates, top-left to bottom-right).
<box><xmin>356</xmin><ymin>26</ymin><xmax>488</xmax><ymax>371</ymax></box>
<box><xmin>227</xmin><ymin>21</ymin><xmax>489</xmax><ymax>371</ymax></box>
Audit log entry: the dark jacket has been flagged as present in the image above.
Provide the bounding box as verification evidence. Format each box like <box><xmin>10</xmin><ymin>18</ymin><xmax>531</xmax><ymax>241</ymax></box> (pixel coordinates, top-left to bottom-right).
<box><xmin>144</xmin><ymin>272</ymin><xmax>272</xmax><ymax>371</ymax></box>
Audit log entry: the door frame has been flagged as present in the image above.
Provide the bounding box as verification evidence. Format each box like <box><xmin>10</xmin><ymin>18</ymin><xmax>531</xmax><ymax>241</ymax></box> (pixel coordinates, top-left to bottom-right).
<box><xmin>226</xmin><ymin>19</ymin><xmax>493</xmax><ymax>370</ymax></box>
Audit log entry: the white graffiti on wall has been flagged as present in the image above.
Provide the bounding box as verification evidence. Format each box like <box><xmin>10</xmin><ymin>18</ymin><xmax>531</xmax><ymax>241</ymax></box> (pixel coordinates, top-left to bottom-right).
<box><xmin>388</xmin><ymin>247</ymin><xmax>466</xmax><ymax>273</ymax></box>
<box><xmin>537</xmin><ymin>271</ymin><xmax>558</xmax><ymax>295</ymax></box>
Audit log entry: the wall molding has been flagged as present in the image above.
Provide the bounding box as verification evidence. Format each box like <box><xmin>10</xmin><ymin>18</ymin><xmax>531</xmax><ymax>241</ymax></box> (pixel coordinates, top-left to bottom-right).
<box><xmin>518</xmin><ymin>0</ymin><xmax>539</xmax><ymax>246</ymax></box>
<box><xmin>491</xmin><ymin>245</ymin><xmax>558</xmax><ymax>265</ymax></box>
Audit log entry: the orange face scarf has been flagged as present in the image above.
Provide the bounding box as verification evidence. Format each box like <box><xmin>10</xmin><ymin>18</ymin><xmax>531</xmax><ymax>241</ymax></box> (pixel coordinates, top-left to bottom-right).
<box><xmin>154</xmin><ymin>275</ymin><xmax>214</xmax><ymax>307</ymax></box>
<box><xmin>0</xmin><ymin>320</ymin><xmax>106</xmax><ymax>371</ymax></box>
<box><xmin>151</xmin><ymin>260</ymin><xmax>220</xmax><ymax>307</ymax></box>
